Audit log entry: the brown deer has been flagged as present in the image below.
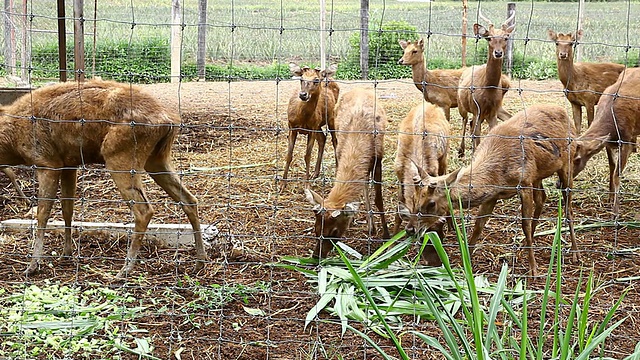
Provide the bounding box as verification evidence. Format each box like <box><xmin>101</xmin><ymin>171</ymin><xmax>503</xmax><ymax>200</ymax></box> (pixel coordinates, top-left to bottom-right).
<box><xmin>2</xmin><ymin>167</ymin><xmax>26</xmax><ymax>199</ymax></box>
<box><xmin>394</xmin><ymin>100</ymin><xmax>449</xmax><ymax>233</ymax></box>
<box><xmin>305</xmin><ymin>88</ymin><xmax>389</xmax><ymax>258</ymax></box>
<box><xmin>573</xmin><ymin>68</ymin><xmax>640</xmax><ymax>213</ymax></box>
<box><xmin>281</xmin><ymin>63</ymin><xmax>339</xmax><ymax>189</ymax></box>
<box><xmin>398</xmin><ymin>38</ymin><xmax>511</xmax><ymax>158</ymax></box>
<box><xmin>404</xmin><ymin>104</ymin><xmax>577</xmax><ymax>276</ymax></box>
<box><xmin>0</xmin><ymin>79</ymin><xmax>207</xmax><ymax>278</ymax></box>
<box><xmin>547</xmin><ymin>29</ymin><xmax>625</xmax><ymax>134</ymax></box>
<box><xmin>458</xmin><ymin>11</ymin><xmax>515</xmax><ymax>157</ymax></box>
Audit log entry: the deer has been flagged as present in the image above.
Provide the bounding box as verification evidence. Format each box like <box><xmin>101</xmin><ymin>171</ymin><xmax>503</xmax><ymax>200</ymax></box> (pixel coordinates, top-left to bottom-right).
<box><xmin>0</xmin><ymin>79</ymin><xmax>207</xmax><ymax>278</ymax></box>
<box><xmin>305</xmin><ymin>88</ymin><xmax>389</xmax><ymax>259</ymax></box>
<box><xmin>394</xmin><ymin>101</ymin><xmax>450</xmax><ymax>266</ymax></box>
<box><xmin>573</xmin><ymin>67</ymin><xmax>640</xmax><ymax>213</ymax></box>
<box><xmin>398</xmin><ymin>38</ymin><xmax>511</xmax><ymax>159</ymax></box>
<box><xmin>457</xmin><ymin>10</ymin><xmax>515</xmax><ymax>158</ymax></box>
<box><xmin>281</xmin><ymin>63</ymin><xmax>339</xmax><ymax>189</ymax></box>
<box><xmin>547</xmin><ymin>29</ymin><xmax>625</xmax><ymax>134</ymax></box>
<box><xmin>402</xmin><ymin>104</ymin><xmax>577</xmax><ymax>276</ymax></box>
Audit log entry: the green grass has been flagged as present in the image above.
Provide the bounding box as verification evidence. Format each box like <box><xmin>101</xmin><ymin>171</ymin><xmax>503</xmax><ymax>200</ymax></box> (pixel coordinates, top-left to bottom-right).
<box><xmin>9</xmin><ymin>1</ymin><xmax>640</xmax><ymax>82</ymax></box>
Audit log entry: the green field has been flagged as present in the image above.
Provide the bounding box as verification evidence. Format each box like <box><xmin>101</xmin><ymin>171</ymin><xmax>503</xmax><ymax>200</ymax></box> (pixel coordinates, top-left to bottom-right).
<box><xmin>16</xmin><ymin>0</ymin><xmax>640</xmax><ymax>70</ymax></box>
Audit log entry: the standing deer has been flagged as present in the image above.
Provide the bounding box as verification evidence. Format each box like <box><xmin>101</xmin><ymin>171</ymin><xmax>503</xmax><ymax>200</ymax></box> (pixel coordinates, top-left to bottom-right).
<box><xmin>305</xmin><ymin>88</ymin><xmax>389</xmax><ymax>258</ymax></box>
<box><xmin>547</xmin><ymin>29</ymin><xmax>625</xmax><ymax>134</ymax></box>
<box><xmin>458</xmin><ymin>11</ymin><xmax>515</xmax><ymax>157</ymax></box>
<box><xmin>403</xmin><ymin>104</ymin><xmax>577</xmax><ymax>276</ymax></box>
<box><xmin>573</xmin><ymin>68</ymin><xmax>640</xmax><ymax>213</ymax></box>
<box><xmin>0</xmin><ymin>79</ymin><xmax>207</xmax><ymax>278</ymax></box>
<box><xmin>398</xmin><ymin>38</ymin><xmax>511</xmax><ymax>158</ymax></box>
<box><xmin>282</xmin><ymin>63</ymin><xmax>339</xmax><ymax>189</ymax></box>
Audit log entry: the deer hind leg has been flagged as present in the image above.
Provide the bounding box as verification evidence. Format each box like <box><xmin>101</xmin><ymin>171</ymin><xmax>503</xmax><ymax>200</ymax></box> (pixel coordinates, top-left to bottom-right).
<box><xmin>60</xmin><ymin>169</ymin><xmax>78</xmax><ymax>258</ymax></box>
<box><xmin>393</xmin><ymin>185</ymin><xmax>405</xmax><ymax>235</ymax></box>
<box><xmin>586</xmin><ymin>103</ymin><xmax>595</xmax><ymax>128</ymax></box>
<box><xmin>2</xmin><ymin>167</ymin><xmax>26</xmax><ymax>200</ymax></box>
<box><xmin>471</xmin><ymin>114</ymin><xmax>483</xmax><ymax>152</ymax></box>
<box><xmin>457</xmin><ymin>111</ymin><xmax>469</xmax><ymax>158</ymax></box>
<box><xmin>373</xmin><ymin>157</ymin><xmax>389</xmax><ymax>239</ymax></box>
<box><xmin>531</xmin><ymin>181</ymin><xmax>547</xmax><ymax>237</ymax></box>
<box><xmin>26</xmin><ymin>168</ymin><xmax>61</xmax><ymax>276</ymax></box>
<box><xmin>312</xmin><ymin>130</ymin><xmax>327</xmax><ymax>179</ymax></box>
<box><xmin>146</xmin><ymin>158</ymin><xmax>207</xmax><ymax>272</ymax></box>
<box><xmin>519</xmin><ymin>185</ymin><xmax>538</xmax><ymax>276</ymax></box>
<box><xmin>497</xmin><ymin>107</ymin><xmax>512</xmax><ymax>121</ymax></box>
<box><xmin>107</xmin><ymin>167</ymin><xmax>154</xmax><ymax>278</ymax></box>
<box><xmin>611</xmin><ymin>143</ymin><xmax>633</xmax><ymax>214</ymax></box>
<box><xmin>606</xmin><ymin>146</ymin><xmax>616</xmax><ymax>205</ymax></box>
<box><xmin>281</xmin><ymin>129</ymin><xmax>299</xmax><ymax>190</ymax></box>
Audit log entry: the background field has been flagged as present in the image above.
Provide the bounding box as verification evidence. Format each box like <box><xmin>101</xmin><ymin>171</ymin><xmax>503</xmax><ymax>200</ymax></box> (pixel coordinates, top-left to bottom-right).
<box><xmin>1</xmin><ymin>1</ymin><xmax>640</xmax><ymax>359</ymax></box>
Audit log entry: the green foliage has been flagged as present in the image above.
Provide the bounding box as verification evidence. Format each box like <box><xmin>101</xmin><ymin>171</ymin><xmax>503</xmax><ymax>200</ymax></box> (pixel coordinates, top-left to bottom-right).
<box><xmin>181</xmin><ymin>61</ymin><xmax>291</xmax><ymax>81</ymax></box>
<box><xmin>343</xmin><ymin>20</ymin><xmax>419</xmax><ymax>80</ymax></box>
<box><xmin>511</xmin><ymin>53</ymin><xmax>558</xmax><ymax>80</ymax></box>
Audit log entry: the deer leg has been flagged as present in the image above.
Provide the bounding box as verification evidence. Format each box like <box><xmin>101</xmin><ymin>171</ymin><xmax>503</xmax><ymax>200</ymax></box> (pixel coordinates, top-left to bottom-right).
<box><xmin>468</xmin><ymin>199</ymin><xmax>497</xmax><ymax>247</ymax></box>
<box><xmin>571</xmin><ymin>103</ymin><xmax>583</xmax><ymax>134</ymax></box>
<box><xmin>586</xmin><ymin>104</ymin><xmax>595</xmax><ymax>128</ymax></box>
<box><xmin>531</xmin><ymin>181</ymin><xmax>547</xmax><ymax>237</ymax></box>
<box><xmin>393</xmin><ymin>185</ymin><xmax>405</xmax><ymax>235</ymax></box>
<box><xmin>281</xmin><ymin>129</ymin><xmax>298</xmax><ymax>190</ymax></box>
<box><xmin>25</xmin><ymin>169</ymin><xmax>61</xmax><ymax>276</ymax></box>
<box><xmin>60</xmin><ymin>169</ymin><xmax>77</xmax><ymax>258</ymax></box>
<box><xmin>312</xmin><ymin>130</ymin><xmax>327</xmax><ymax>179</ymax></box>
<box><xmin>373</xmin><ymin>157</ymin><xmax>389</xmax><ymax>239</ymax></box>
<box><xmin>471</xmin><ymin>115</ymin><xmax>483</xmax><ymax>152</ymax></box>
<box><xmin>519</xmin><ymin>186</ymin><xmax>538</xmax><ymax>276</ymax></box>
<box><xmin>363</xmin><ymin>184</ymin><xmax>375</xmax><ymax>236</ymax></box>
<box><xmin>443</xmin><ymin>106</ymin><xmax>451</xmax><ymax>123</ymax></box>
<box><xmin>611</xmin><ymin>143</ymin><xmax>633</xmax><ymax>214</ymax></box>
<box><xmin>557</xmin><ymin>168</ymin><xmax>577</xmax><ymax>261</ymax></box>
<box><xmin>107</xmin><ymin>169</ymin><xmax>154</xmax><ymax>278</ymax></box>
<box><xmin>2</xmin><ymin>167</ymin><xmax>27</xmax><ymax>200</ymax></box>
<box><xmin>497</xmin><ymin>107</ymin><xmax>512</xmax><ymax>121</ymax></box>
<box><xmin>303</xmin><ymin>132</ymin><xmax>315</xmax><ymax>181</ymax></box>
<box><xmin>457</xmin><ymin>111</ymin><xmax>469</xmax><ymax>158</ymax></box>
<box><xmin>606</xmin><ymin>146</ymin><xmax>616</xmax><ymax>204</ymax></box>
<box><xmin>146</xmin><ymin>159</ymin><xmax>208</xmax><ymax>272</ymax></box>
<box><xmin>328</xmin><ymin>125</ymin><xmax>339</xmax><ymax>168</ymax></box>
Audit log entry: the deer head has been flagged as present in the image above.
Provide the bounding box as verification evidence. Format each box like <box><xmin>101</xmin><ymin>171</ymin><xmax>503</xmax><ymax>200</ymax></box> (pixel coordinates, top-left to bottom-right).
<box><xmin>398</xmin><ymin>161</ymin><xmax>459</xmax><ymax>237</ymax></box>
<box><xmin>289</xmin><ymin>63</ymin><xmax>337</xmax><ymax>102</ymax></box>
<box><xmin>397</xmin><ymin>39</ymin><xmax>425</xmax><ymax>66</ymax></box>
<box><xmin>547</xmin><ymin>29</ymin><xmax>584</xmax><ymax>61</ymax></box>
<box><xmin>474</xmin><ymin>9</ymin><xmax>516</xmax><ymax>60</ymax></box>
<box><xmin>305</xmin><ymin>188</ymin><xmax>359</xmax><ymax>258</ymax></box>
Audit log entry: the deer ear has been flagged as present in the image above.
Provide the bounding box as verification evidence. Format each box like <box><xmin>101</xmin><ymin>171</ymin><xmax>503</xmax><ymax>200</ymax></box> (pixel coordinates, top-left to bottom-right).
<box><xmin>289</xmin><ymin>63</ymin><xmax>302</xmax><ymax>77</ymax></box>
<box><xmin>305</xmin><ymin>188</ymin><xmax>324</xmax><ymax>207</ymax></box>
<box><xmin>321</xmin><ymin>64</ymin><xmax>337</xmax><ymax>78</ymax></box>
<box><xmin>408</xmin><ymin>159</ymin><xmax>429</xmax><ymax>186</ymax></box>
<box><xmin>473</xmin><ymin>24</ymin><xmax>489</xmax><ymax>38</ymax></box>
<box><xmin>502</xmin><ymin>23</ymin><xmax>515</xmax><ymax>33</ymax></box>
<box><xmin>444</xmin><ymin>169</ymin><xmax>461</xmax><ymax>187</ymax></box>
<box><xmin>575</xmin><ymin>29</ymin><xmax>584</xmax><ymax>41</ymax></box>
<box><xmin>547</xmin><ymin>29</ymin><xmax>557</xmax><ymax>41</ymax></box>
<box><xmin>343</xmin><ymin>202</ymin><xmax>359</xmax><ymax>216</ymax></box>
<box><xmin>399</xmin><ymin>39</ymin><xmax>408</xmax><ymax>49</ymax></box>
<box><xmin>417</xmin><ymin>38</ymin><xmax>425</xmax><ymax>48</ymax></box>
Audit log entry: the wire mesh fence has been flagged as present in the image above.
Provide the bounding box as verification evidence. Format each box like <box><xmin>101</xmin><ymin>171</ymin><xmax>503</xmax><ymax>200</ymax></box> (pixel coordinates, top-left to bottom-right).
<box><xmin>0</xmin><ymin>0</ymin><xmax>639</xmax><ymax>359</ymax></box>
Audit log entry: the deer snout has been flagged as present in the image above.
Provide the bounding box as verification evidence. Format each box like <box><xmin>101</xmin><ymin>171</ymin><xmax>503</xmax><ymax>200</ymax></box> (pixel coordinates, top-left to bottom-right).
<box><xmin>298</xmin><ymin>91</ymin><xmax>310</xmax><ymax>102</ymax></box>
<box><xmin>558</xmin><ymin>52</ymin><xmax>568</xmax><ymax>60</ymax></box>
<box><xmin>397</xmin><ymin>58</ymin><xmax>405</xmax><ymax>65</ymax></box>
<box><xmin>405</xmin><ymin>223</ymin><xmax>417</xmax><ymax>237</ymax></box>
<box><xmin>493</xmin><ymin>50</ymin><xmax>503</xmax><ymax>59</ymax></box>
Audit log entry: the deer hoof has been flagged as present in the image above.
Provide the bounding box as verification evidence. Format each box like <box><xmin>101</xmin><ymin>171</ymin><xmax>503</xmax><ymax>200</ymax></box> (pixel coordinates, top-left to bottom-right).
<box><xmin>24</xmin><ymin>262</ymin><xmax>40</xmax><ymax>277</ymax></box>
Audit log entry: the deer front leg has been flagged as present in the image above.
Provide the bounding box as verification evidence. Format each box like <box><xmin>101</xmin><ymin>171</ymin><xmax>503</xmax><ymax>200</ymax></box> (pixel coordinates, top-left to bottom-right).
<box><xmin>26</xmin><ymin>169</ymin><xmax>61</xmax><ymax>276</ymax></box>
<box><xmin>60</xmin><ymin>169</ymin><xmax>78</xmax><ymax>258</ymax></box>
<box><xmin>497</xmin><ymin>107</ymin><xmax>512</xmax><ymax>121</ymax></box>
<box><xmin>571</xmin><ymin>102</ymin><xmax>583</xmax><ymax>134</ymax></box>
<box><xmin>457</xmin><ymin>111</ymin><xmax>469</xmax><ymax>158</ymax></box>
<box><xmin>281</xmin><ymin>129</ymin><xmax>299</xmax><ymax>190</ymax></box>
<box><xmin>373</xmin><ymin>157</ymin><xmax>389</xmax><ymax>239</ymax></box>
<box><xmin>558</xmin><ymin>168</ymin><xmax>577</xmax><ymax>261</ymax></box>
<box><xmin>468</xmin><ymin>199</ymin><xmax>497</xmax><ymax>247</ymax></box>
<box><xmin>519</xmin><ymin>187</ymin><xmax>538</xmax><ymax>276</ymax></box>
<box><xmin>611</xmin><ymin>143</ymin><xmax>633</xmax><ymax>214</ymax></box>
<box><xmin>586</xmin><ymin>103</ymin><xmax>595</xmax><ymax>128</ymax></box>
<box><xmin>312</xmin><ymin>130</ymin><xmax>327</xmax><ymax>179</ymax></box>
<box><xmin>393</xmin><ymin>185</ymin><xmax>405</xmax><ymax>234</ymax></box>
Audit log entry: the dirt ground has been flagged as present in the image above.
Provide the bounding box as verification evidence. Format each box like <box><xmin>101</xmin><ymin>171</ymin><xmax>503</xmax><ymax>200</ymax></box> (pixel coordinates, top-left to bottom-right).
<box><xmin>1</xmin><ymin>77</ymin><xmax>639</xmax><ymax>359</ymax></box>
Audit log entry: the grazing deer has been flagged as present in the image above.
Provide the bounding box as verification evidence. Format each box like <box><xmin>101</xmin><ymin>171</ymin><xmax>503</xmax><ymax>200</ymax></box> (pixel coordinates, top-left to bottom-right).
<box><xmin>2</xmin><ymin>167</ymin><xmax>26</xmax><ymax>199</ymax></box>
<box><xmin>282</xmin><ymin>63</ymin><xmax>339</xmax><ymax>189</ymax></box>
<box><xmin>305</xmin><ymin>88</ymin><xmax>389</xmax><ymax>258</ymax></box>
<box><xmin>573</xmin><ymin>68</ymin><xmax>640</xmax><ymax>213</ymax></box>
<box><xmin>547</xmin><ymin>29</ymin><xmax>625</xmax><ymax>134</ymax></box>
<box><xmin>394</xmin><ymin>101</ymin><xmax>449</xmax><ymax>234</ymax></box>
<box><xmin>405</xmin><ymin>104</ymin><xmax>577</xmax><ymax>275</ymax></box>
<box><xmin>457</xmin><ymin>11</ymin><xmax>515</xmax><ymax>157</ymax></box>
<box><xmin>0</xmin><ymin>79</ymin><xmax>207</xmax><ymax>278</ymax></box>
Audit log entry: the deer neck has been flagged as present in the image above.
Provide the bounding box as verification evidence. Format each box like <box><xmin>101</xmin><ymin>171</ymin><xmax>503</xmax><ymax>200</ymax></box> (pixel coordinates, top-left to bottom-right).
<box><xmin>556</xmin><ymin>57</ymin><xmax>577</xmax><ymax>89</ymax></box>
<box><xmin>299</xmin><ymin>93</ymin><xmax>321</xmax><ymax>117</ymax></box>
<box><xmin>410</xmin><ymin>61</ymin><xmax>431</xmax><ymax>92</ymax></box>
<box><xmin>447</xmin><ymin>167</ymin><xmax>494</xmax><ymax>209</ymax></box>
<box><xmin>485</xmin><ymin>55</ymin><xmax>504</xmax><ymax>87</ymax></box>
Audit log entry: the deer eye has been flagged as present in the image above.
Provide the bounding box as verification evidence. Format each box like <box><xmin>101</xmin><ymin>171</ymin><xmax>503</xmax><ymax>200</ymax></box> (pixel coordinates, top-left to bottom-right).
<box><xmin>313</xmin><ymin>79</ymin><xmax>320</xmax><ymax>84</ymax></box>
<box><xmin>412</xmin><ymin>50</ymin><xmax>417</xmax><ymax>54</ymax></box>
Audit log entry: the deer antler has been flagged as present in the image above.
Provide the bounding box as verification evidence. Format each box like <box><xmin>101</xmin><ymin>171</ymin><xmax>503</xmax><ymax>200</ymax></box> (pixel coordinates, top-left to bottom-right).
<box><xmin>478</xmin><ymin>7</ymin><xmax>493</xmax><ymax>26</ymax></box>
<box><xmin>503</xmin><ymin>11</ymin><xmax>516</xmax><ymax>27</ymax></box>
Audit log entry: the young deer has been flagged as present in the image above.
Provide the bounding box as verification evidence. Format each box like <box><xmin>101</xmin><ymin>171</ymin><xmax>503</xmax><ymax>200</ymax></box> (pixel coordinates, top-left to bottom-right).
<box><xmin>547</xmin><ymin>30</ymin><xmax>625</xmax><ymax>134</ymax></box>
<box><xmin>305</xmin><ymin>88</ymin><xmax>389</xmax><ymax>258</ymax></box>
<box><xmin>398</xmin><ymin>38</ymin><xmax>511</xmax><ymax>158</ymax></box>
<box><xmin>404</xmin><ymin>104</ymin><xmax>577</xmax><ymax>276</ymax></box>
<box><xmin>458</xmin><ymin>12</ymin><xmax>515</xmax><ymax>157</ymax></box>
<box><xmin>573</xmin><ymin>68</ymin><xmax>640</xmax><ymax>213</ymax></box>
<box><xmin>394</xmin><ymin>101</ymin><xmax>450</xmax><ymax>266</ymax></box>
<box><xmin>282</xmin><ymin>63</ymin><xmax>339</xmax><ymax>189</ymax></box>
<box><xmin>0</xmin><ymin>79</ymin><xmax>207</xmax><ymax>278</ymax></box>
